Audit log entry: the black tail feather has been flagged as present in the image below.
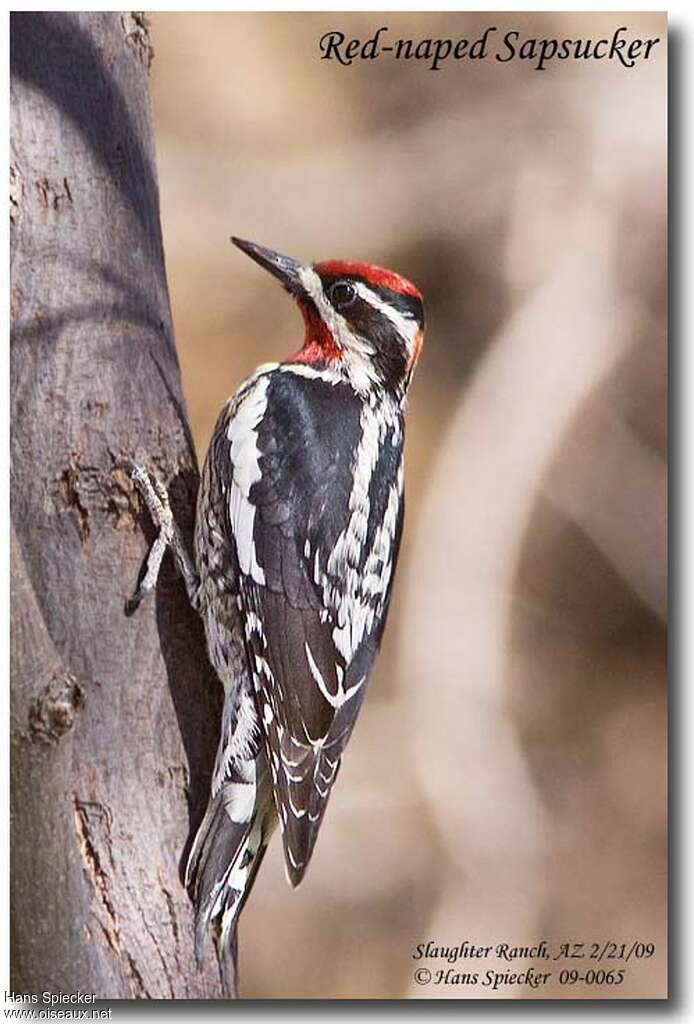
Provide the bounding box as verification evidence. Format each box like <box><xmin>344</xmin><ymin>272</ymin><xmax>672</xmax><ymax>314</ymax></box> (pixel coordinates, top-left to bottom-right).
<box><xmin>186</xmin><ymin>789</ymin><xmax>253</xmax><ymax>964</ymax></box>
<box><xmin>187</xmin><ymin>766</ymin><xmax>276</xmax><ymax>973</ymax></box>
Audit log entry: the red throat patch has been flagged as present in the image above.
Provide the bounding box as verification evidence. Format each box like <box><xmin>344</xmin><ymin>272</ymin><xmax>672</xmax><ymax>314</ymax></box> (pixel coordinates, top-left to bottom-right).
<box><xmin>286</xmin><ymin>299</ymin><xmax>342</xmax><ymax>364</ymax></box>
<box><xmin>314</xmin><ymin>260</ymin><xmax>422</xmax><ymax>299</ymax></box>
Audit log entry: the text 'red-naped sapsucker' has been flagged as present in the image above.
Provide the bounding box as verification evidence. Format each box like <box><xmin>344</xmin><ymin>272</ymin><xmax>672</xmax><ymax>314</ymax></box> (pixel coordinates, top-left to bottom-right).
<box><xmin>129</xmin><ymin>238</ymin><xmax>425</xmax><ymax>964</ymax></box>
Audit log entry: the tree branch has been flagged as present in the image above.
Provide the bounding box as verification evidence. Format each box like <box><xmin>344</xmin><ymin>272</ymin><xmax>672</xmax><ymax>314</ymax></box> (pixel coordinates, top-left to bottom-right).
<box><xmin>10</xmin><ymin>11</ymin><xmax>229</xmax><ymax>998</ymax></box>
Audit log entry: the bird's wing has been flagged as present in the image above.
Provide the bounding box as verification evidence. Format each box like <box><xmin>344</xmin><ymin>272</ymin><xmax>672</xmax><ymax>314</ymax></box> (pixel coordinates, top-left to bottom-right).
<box><xmin>220</xmin><ymin>368</ymin><xmax>404</xmax><ymax>884</ymax></box>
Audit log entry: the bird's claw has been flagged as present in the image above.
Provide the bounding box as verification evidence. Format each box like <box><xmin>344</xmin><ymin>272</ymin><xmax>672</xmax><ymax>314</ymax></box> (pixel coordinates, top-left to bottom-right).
<box><xmin>124</xmin><ymin>461</ymin><xmax>174</xmax><ymax>611</ymax></box>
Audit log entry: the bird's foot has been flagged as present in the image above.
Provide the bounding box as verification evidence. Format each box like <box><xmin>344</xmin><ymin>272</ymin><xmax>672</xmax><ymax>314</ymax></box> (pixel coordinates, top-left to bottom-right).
<box><xmin>123</xmin><ymin>461</ymin><xmax>175</xmax><ymax>613</ymax></box>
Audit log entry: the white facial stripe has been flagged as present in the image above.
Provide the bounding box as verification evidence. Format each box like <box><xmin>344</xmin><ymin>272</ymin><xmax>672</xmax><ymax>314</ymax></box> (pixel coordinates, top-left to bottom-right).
<box><xmin>298</xmin><ymin>266</ymin><xmax>348</xmax><ymax>347</ymax></box>
<box><xmin>353</xmin><ymin>281</ymin><xmax>420</xmax><ymax>353</ymax></box>
<box><xmin>298</xmin><ymin>266</ymin><xmax>378</xmax><ymax>392</ymax></box>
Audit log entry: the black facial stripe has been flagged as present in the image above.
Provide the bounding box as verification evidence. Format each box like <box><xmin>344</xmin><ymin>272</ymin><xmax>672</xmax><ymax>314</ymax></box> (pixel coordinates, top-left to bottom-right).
<box><xmin>335</xmin><ymin>295</ymin><xmax>409</xmax><ymax>390</ymax></box>
<box><xmin>319</xmin><ymin>273</ymin><xmax>424</xmax><ymax>327</ymax></box>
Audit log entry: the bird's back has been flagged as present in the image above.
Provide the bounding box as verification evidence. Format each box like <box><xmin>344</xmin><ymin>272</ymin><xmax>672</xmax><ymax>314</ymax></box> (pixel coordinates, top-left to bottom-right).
<box><xmin>195</xmin><ymin>362</ymin><xmax>406</xmax><ymax>880</ymax></box>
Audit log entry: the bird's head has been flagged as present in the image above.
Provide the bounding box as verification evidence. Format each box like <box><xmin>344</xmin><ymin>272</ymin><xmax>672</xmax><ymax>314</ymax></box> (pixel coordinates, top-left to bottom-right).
<box><xmin>232</xmin><ymin>237</ymin><xmax>424</xmax><ymax>399</ymax></box>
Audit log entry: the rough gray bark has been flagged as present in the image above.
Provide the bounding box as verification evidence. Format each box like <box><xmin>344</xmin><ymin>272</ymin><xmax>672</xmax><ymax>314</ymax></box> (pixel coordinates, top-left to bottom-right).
<box><xmin>10</xmin><ymin>12</ymin><xmax>229</xmax><ymax>998</ymax></box>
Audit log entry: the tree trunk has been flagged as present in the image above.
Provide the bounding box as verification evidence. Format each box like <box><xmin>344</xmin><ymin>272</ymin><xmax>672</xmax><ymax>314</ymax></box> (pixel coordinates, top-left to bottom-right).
<box><xmin>10</xmin><ymin>12</ymin><xmax>229</xmax><ymax>998</ymax></box>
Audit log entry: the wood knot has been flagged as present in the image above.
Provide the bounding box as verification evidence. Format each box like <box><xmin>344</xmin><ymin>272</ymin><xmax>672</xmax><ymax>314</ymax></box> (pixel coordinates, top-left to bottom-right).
<box><xmin>29</xmin><ymin>672</ymin><xmax>84</xmax><ymax>744</ymax></box>
<box><xmin>122</xmin><ymin>12</ymin><xmax>154</xmax><ymax>71</ymax></box>
<box><xmin>10</xmin><ymin>164</ymin><xmax>24</xmax><ymax>226</ymax></box>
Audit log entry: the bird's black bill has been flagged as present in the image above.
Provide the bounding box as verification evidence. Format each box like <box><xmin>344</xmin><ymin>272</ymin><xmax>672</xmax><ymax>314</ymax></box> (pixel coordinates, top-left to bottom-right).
<box><xmin>231</xmin><ymin>237</ymin><xmax>305</xmax><ymax>293</ymax></box>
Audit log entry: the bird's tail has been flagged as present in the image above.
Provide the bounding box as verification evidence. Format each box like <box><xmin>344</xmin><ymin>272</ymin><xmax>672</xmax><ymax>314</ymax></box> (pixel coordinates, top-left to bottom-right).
<box><xmin>186</xmin><ymin>755</ymin><xmax>275</xmax><ymax>974</ymax></box>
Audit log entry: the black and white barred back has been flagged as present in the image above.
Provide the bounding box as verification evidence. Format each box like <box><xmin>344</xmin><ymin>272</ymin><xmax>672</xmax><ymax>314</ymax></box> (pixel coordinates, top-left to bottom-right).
<box><xmin>186</xmin><ymin>240</ymin><xmax>423</xmax><ymax>965</ymax></box>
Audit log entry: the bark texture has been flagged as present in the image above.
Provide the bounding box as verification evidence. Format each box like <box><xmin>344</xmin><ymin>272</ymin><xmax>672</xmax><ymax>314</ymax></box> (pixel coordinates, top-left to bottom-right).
<box><xmin>10</xmin><ymin>12</ymin><xmax>228</xmax><ymax>998</ymax></box>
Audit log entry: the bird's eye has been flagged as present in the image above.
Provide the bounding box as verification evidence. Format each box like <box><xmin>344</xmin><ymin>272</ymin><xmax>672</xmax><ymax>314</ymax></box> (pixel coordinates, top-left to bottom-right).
<box><xmin>329</xmin><ymin>280</ymin><xmax>357</xmax><ymax>310</ymax></box>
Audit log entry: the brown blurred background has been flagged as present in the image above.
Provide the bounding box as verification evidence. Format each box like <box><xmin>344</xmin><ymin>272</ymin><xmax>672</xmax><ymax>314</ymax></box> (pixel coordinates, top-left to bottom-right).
<box><xmin>149</xmin><ymin>12</ymin><xmax>667</xmax><ymax>999</ymax></box>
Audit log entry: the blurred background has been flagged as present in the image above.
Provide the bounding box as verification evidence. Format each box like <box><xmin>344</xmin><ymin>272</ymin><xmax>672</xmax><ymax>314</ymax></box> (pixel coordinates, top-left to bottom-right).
<box><xmin>149</xmin><ymin>12</ymin><xmax>667</xmax><ymax>999</ymax></box>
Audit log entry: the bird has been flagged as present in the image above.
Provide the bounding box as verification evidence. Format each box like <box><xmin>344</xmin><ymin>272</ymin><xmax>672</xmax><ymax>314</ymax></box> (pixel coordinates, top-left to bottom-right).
<box><xmin>128</xmin><ymin>237</ymin><xmax>424</xmax><ymax>979</ymax></box>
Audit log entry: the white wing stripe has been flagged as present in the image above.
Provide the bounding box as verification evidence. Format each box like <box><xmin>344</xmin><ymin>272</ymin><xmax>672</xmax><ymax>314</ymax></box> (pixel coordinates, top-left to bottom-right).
<box><xmin>305</xmin><ymin>641</ymin><xmax>365</xmax><ymax>710</ymax></box>
<box><xmin>226</xmin><ymin>377</ymin><xmax>269</xmax><ymax>585</ymax></box>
